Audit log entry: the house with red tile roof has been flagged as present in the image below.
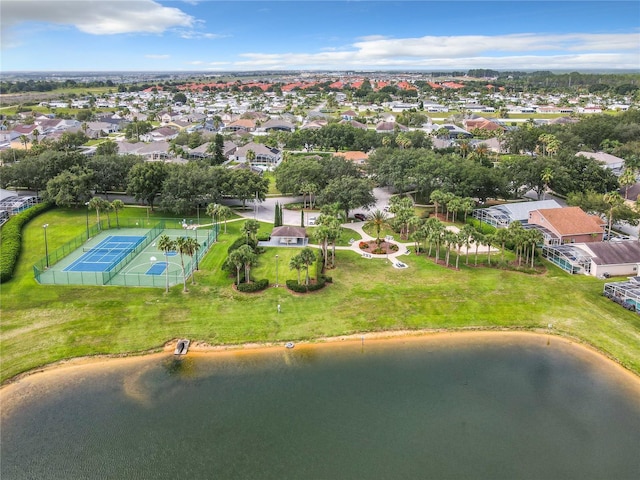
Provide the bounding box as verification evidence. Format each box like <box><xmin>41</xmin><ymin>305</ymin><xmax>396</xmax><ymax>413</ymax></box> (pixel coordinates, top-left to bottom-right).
<box><xmin>334</xmin><ymin>151</ymin><xmax>369</xmax><ymax>165</ymax></box>
<box><xmin>397</xmin><ymin>81</ymin><xmax>417</xmax><ymax>91</ymax></box>
<box><xmin>442</xmin><ymin>82</ymin><xmax>465</xmax><ymax>89</ymax></box>
<box><xmin>463</xmin><ymin>117</ymin><xmax>505</xmax><ymax>132</ymax></box>
<box><xmin>528</xmin><ymin>207</ymin><xmax>605</xmax><ymax>244</ymax></box>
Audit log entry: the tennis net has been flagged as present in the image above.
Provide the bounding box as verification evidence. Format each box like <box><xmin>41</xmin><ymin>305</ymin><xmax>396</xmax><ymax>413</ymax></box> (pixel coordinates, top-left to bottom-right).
<box><xmin>83</xmin><ymin>247</ymin><xmax>135</xmax><ymax>254</ymax></box>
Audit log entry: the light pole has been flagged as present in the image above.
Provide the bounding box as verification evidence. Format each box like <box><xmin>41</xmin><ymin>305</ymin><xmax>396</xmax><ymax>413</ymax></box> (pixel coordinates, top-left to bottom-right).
<box><xmin>84</xmin><ymin>201</ymin><xmax>90</xmax><ymax>239</ymax></box>
<box><xmin>275</xmin><ymin>254</ymin><xmax>279</xmax><ymax>287</ymax></box>
<box><xmin>43</xmin><ymin>224</ymin><xmax>49</xmax><ymax>268</ymax></box>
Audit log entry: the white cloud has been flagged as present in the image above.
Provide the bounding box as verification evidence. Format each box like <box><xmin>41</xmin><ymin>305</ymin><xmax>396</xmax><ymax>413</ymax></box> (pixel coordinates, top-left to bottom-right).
<box><xmin>145</xmin><ymin>54</ymin><xmax>170</xmax><ymax>59</ymax></box>
<box><xmin>1</xmin><ymin>0</ymin><xmax>194</xmax><ymax>35</ymax></box>
<box><xmin>233</xmin><ymin>32</ymin><xmax>640</xmax><ymax>70</ymax></box>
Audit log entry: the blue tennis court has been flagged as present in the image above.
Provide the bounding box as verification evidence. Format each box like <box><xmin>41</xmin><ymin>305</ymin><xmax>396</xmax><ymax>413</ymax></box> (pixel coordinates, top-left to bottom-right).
<box><xmin>146</xmin><ymin>262</ymin><xmax>167</xmax><ymax>275</ymax></box>
<box><xmin>64</xmin><ymin>235</ymin><xmax>145</xmax><ymax>272</ymax></box>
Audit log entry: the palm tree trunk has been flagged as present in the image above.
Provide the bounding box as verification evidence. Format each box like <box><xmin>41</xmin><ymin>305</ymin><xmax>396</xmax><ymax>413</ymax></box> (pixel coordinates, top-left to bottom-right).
<box><xmin>180</xmin><ymin>253</ymin><xmax>187</xmax><ymax>292</ymax></box>
<box><xmin>164</xmin><ymin>253</ymin><xmax>169</xmax><ymax>293</ymax></box>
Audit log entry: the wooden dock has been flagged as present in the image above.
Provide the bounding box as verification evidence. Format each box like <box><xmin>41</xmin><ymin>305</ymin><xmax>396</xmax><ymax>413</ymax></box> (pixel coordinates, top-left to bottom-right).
<box><xmin>174</xmin><ymin>339</ymin><xmax>190</xmax><ymax>356</ymax></box>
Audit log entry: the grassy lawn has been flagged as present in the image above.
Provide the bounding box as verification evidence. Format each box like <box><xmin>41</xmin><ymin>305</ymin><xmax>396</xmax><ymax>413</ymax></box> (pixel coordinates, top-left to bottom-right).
<box><xmin>2</xmin><ymin>207</ymin><xmax>640</xmax><ymax>383</ymax></box>
<box><xmin>306</xmin><ymin>226</ymin><xmax>362</xmax><ymax>246</ymax></box>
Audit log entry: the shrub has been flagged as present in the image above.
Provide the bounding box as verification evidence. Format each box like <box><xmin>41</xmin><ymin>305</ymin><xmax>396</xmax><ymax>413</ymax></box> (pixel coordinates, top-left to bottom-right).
<box><xmin>389</xmin><ymin>244</ymin><xmax>399</xmax><ymax>252</ymax></box>
<box><xmin>236</xmin><ymin>278</ymin><xmax>269</xmax><ymax>293</ymax></box>
<box><xmin>286</xmin><ymin>277</ymin><xmax>327</xmax><ymax>293</ymax></box>
<box><xmin>307</xmin><ymin>277</ymin><xmax>326</xmax><ymax>292</ymax></box>
<box><xmin>0</xmin><ymin>202</ymin><xmax>53</xmax><ymax>283</ymax></box>
<box><xmin>257</xmin><ymin>233</ymin><xmax>271</xmax><ymax>242</ymax></box>
<box><xmin>286</xmin><ymin>279</ymin><xmax>308</xmax><ymax>293</ymax></box>
<box><xmin>359</xmin><ymin>241</ymin><xmax>368</xmax><ymax>249</ymax></box>
<box><xmin>227</xmin><ymin>236</ymin><xmax>257</xmax><ymax>255</ymax></box>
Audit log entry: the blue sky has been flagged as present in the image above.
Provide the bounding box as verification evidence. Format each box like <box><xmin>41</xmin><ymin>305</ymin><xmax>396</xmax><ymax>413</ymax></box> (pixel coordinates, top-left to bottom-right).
<box><xmin>2</xmin><ymin>1</ymin><xmax>639</xmax><ymax>71</ymax></box>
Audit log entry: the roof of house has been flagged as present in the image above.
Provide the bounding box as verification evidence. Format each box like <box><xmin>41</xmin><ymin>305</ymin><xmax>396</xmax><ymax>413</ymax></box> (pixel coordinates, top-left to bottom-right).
<box><xmin>235</xmin><ymin>142</ymin><xmax>280</xmax><ymax>157</ymax></box>
<box><xmin>227</xmin><ymin>118</ymin><xmax>256</xmax><ymax>129</ymax></box>
<box><xmin>463</xmin><ymin>118</ymin><xmax>505</xmax><ymax>131</ymax></box>
<box><xmin>584</xmin><ymin>241</ymin><xmax>640</xmax><ymax>265</ymax></box>
<box><xmin>533</xmin><ymin>207</ymin><xmax>605</xmax><ymax>236</ymax></box>
<box><xmin>491</xmin><ymin>200</ymin><xmax>561</xmax><ymax>222</ymax></box>
<box><xmin>271</xmin><ymin>226</ymin><xmax>306</xmax><ymax>238</ymax></box>
<box><xmin>376</xmin><ymin>121</ymin><xmax>407</xmax><ymax>132</ymax></box>
<box><xmin>576</xmin><ymin>151</ymin><xmax>624</xmax><ymax>166</ymax></box>
<box><xmin>334</xmin><ymin>151</ymin><xmax>369</xmax><ymax>162</ymax></box>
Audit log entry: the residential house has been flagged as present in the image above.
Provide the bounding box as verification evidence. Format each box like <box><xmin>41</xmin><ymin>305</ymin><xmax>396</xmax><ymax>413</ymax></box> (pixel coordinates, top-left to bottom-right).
<box><xmin>233</xmin><ymin>142</ymin><xmax>281</xmax><ymax>168</ymax></box>
<box><xmin>576</xmin><ymin>151</ymin><xmax>625</xmax><ymax>175</ymax></box>
<box><xmin>528</xmin><ymin>207</ymin><xmax>605</xmax><ymax>245</ymax></box>
<box><xmin>140</xmin><ymin>127</ymin><xmax>179</xmax><ymax>142</ymax></box>
<box><xmin>463</xmin><ymin>117</ymin><xmax>505</xmax><ymax>133</ymax></box>
<box><xmin>334</xmin><ymin>151</ymin><xmax>369</xmax><ymax>165</ymax></box>
<box><xmin>224</xmin><ymin>118</ymin><xmax>256</xmax><ymax>133</ymax></box>
<box><xmin>375</xmin><ymin>121</ymin><xmax>408</xmax><ymax>133</ymax></box>
<box><xmin>259</xmin><ymin>119</ymin><xmax>296</xmax><ymax>132</ymax></box>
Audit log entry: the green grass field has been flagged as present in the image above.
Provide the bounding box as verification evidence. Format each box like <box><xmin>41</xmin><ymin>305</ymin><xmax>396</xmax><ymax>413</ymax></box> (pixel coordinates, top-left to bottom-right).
<box><xmin>2</xmin><ymin>207</ymin><xmax>640</xmax><ymax>383</ymax></box>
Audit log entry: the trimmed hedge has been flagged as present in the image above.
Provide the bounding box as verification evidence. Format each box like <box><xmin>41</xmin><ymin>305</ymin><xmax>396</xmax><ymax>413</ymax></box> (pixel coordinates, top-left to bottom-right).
<box><xmin>0</xmin><ymin>202</ymin><xmax>53</xmax><ymax>283</ymax></box>
<box><xmin>286</xmin><ymin>277</ymin><xmax>327</xmax><ymax>293</ymax></box>
<box><xmin>236</xmin><ymin>278</ymin><xmax>269</xmax><ymax>293</ymax></box>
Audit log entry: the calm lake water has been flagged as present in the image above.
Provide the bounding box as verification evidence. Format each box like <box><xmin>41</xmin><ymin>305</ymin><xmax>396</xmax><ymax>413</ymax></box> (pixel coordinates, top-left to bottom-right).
<box><xmin>2</xmin><ymin>334</ymin><xmax>640</xmax><ymax>480</ymax></box>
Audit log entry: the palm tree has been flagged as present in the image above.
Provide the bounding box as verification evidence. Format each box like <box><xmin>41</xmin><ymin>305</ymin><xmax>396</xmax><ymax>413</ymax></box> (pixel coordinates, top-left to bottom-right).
<box><xmin>471</xmin><ymin>229</ymin><xmax>485</xmax><ymax>266</ymax></box>
<box><xmin>236</xmin><ymin>244</ymin><xmax>257</xmax><ymax>284</ymax></box>
<box><xmin>312</xmin><ymin>225</ymin><xmax>331</xmax><ymax>268</ymax></box>
<box><xmin>457</xmin><ymin>139</ymin><xmax>471</xmax><ymax>158</ymax></box>
<box><xmin>442</xmin><ymin>230</ymin><xmax>457</xmax><ymax>267</ymax></box>
<box><xmin>88</xmin><ymin>196</ymin><xmax>109</xmax><ymax>230</ymax></box>
<box><xmin>183</xmin><ymin>237</ymin><xmax>200</xmax><ymax>284</ymax></box>
<box><xmin>424</xmin><ymin>217</ymin><xmax>444</xmax><ymax>258</ymax></box>
<box><xmin>527</xmin><ymin>229</ymin><xmax>544</xmax><ymax>268</ymax></box>
<box><xmin>245</xmin><ymin>149</ymin><xmax>256</xmax><ymax>164</ymax></box>
<box><xmin>175</xmin><ymin>237</ymin><xmax>189</xmax><ymax>292</ymax></box>
<box><xmin>459</xmin><ymin>224</ymin><xmax>476</xmax><ymax>265</ymax></box>
<box><xmin>242</xmin><ymin>219</ymin><xmax>260</xmax><ymax>243</ymax></box>
<box><xmin>494</xmin><ymin>228</ymin><xmax>511</xmax><ymax>264</ymax></box>
<box><xmin>619</xmin><ymin>168</ymin><xmax>637</xmax><ymax>200</ymax></box>
<box><xmin>227</xmin><ymin>249</ymin><xmax>245</xmax><ymax>285</ymax></box>
<box><xmin>298</xmin><ymin>247</ymin><xmax>317</xmax><ymax>286</ymax></box>
<box><xmin>484</xmin><ymin>233</ymin><xmax>495</xmax><ymax>266</ymax></box>
<box><xmin>157</xmin><ymin>235</ymin><xmax>176</xmax><ymax>293</ymax></box>
<box><xmin>461</xmin><ymin>197</ymin><xmax>475</xmax><ymax>222</ymax></box>
<box><xmin>541</xmin><ymin>167</ymin><xmax>553</xmax><ymax>200</ymax></box>
<box><xmin>448</xmin><ymin>196</ymin><xmax>463</xmax><ymax>223</ymax></box>
<box><xmin>217</xmin><ymin>205</ymin><xmax>233</xmax><ymax>234</ymax></box>
<box><xmin>603</xmin><ymin>192</ymin><xmax>624</xmax><ymax>241</ymax></box>
<box><xmin>19</xmin><ymin>135</ymin><xmax>29</xmax><ymax>150</ymax></box>
<box><xmin>364</xmin><ymin>210</ymin><xmax>389</xmax><ymax>246</ymax></box>
<box><xmin>430</xmin><ymin>189</ymin><xmax>445</xmax><ymax>219</ymax></box>
<box><xmin>111</xmin><ymin>199</ymin><xmax>124</xmax><ymax>228</ymax></box>
<box><xmin>289</xmin><ymin>255</ymin><xmax>304</xmax><ymax>284</ymax></box>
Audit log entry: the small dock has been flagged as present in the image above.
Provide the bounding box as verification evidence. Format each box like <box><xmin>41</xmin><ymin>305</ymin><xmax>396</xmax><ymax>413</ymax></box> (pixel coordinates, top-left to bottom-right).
<box><xmin>174</xmin><ymin>339</ymin><xmax>190</xmax><ymax>356</ymax></box>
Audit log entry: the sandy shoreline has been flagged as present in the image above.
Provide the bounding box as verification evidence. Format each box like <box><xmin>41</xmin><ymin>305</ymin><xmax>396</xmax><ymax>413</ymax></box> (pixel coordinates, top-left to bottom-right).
<box><xmin>3</xmin><ymin>329</ymin><xmax>640</xmax><ymax>400</ymax></box>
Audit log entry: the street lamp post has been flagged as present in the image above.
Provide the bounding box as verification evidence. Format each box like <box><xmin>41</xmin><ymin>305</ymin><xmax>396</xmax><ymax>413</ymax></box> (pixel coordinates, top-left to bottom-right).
<box><xmin>84</xmin><ymin>201</ymin><xmax>90</xmax><ymax>239</ymax></box>
<box><xmin>43</xmin><ymin>224</ymin><xmax>49</xmax><ymax>268</ymax></box>
<box><xmin>275</xmin><ymin>254</ymin><xmax>279</xmax><ymax>287</ymax></box>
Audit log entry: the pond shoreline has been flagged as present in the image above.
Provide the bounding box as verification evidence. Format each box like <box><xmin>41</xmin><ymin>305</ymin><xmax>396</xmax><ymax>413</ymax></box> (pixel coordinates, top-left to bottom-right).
<box><xmin>3</xmin><ymin>328</ymin><xmax>640</xmax><ymax>397</ymax></box>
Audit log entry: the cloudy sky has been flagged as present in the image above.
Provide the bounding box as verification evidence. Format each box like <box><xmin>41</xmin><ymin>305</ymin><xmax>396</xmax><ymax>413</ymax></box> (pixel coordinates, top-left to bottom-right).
<box><xmin>1</xmin><ymin>0</ymin><xmax>639</xmax><ymax>71</ymax></box>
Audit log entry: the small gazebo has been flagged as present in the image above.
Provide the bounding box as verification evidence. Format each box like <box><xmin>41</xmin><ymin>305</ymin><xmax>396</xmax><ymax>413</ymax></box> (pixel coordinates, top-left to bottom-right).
<box><xmin>270</xmin><ymin>226</ymin><xmax>308</xmax><ymax>246</ymax></box>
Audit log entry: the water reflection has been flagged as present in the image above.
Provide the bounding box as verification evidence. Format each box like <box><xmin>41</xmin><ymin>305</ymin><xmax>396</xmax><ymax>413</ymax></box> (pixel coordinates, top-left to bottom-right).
<box><xmin>2</xmin><ymin>335</ymin><xmax>640</xmax><ymax>480</ymax></box>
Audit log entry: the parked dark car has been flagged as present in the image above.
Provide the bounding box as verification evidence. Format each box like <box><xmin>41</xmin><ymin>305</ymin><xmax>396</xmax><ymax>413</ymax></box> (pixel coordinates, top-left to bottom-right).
<box><xmin>354</xmin><ymin>213</ymin><xmax>367</xmax><ymax>221</ymax></box>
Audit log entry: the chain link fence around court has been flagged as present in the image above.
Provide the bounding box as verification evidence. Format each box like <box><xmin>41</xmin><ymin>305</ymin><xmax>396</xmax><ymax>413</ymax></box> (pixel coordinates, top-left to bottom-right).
<box><xmin>34</xmin><ymin>218</ymin><xmax>218</xmax><ymax>287</ymax></box>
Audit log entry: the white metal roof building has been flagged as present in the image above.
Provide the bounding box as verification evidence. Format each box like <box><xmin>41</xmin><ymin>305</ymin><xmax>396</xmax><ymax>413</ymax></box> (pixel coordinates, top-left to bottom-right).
<box><xmin>473</xmin><ymin>200</ymin><xmax>561</xmax><ymax>228</ymax></box>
